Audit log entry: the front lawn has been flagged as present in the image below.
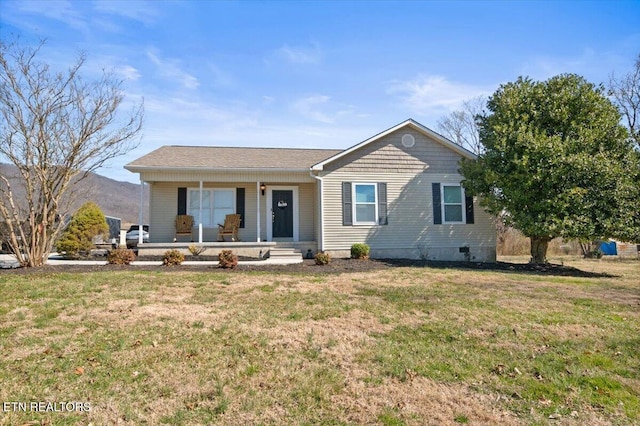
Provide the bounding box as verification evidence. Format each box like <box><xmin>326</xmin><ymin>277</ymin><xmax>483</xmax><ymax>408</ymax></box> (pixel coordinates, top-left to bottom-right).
<box><xmin>1</xmin><ymin>257</ymin><xmax>638</xmax><ymax>425</ymax></box>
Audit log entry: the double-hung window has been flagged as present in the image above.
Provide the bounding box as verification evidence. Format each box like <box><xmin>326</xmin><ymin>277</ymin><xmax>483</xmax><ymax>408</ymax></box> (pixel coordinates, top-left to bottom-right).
<box><xmin>354</xmin><ymin>183</ymin><xmax>377</xmax><ymax>224</ymax></box>
<box><xmin>342</xmin><ymin>182</ymin><xmax>387</xmax><ymax>226</ymax></box>
<box><xmin>442</xmin><ymin>185</ymin><xmax>465</xmax><ymax>223</ymax></box>
<box><xmin>432</xmin><ymin>182</ymin><xmax>474</xmax><ymax>225</ymax></box>
<box><xmin>188</xmin><ymin>188</ymin><xmax>235</xmax><ymax>227</ymax></box>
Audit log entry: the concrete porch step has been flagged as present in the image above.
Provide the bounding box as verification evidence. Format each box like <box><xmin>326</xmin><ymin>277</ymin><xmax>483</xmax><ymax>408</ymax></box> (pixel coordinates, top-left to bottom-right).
<box><xmin>268</xmin><ymin>248</ymin><xmax>303</xmax><ymax>260</ymax></box>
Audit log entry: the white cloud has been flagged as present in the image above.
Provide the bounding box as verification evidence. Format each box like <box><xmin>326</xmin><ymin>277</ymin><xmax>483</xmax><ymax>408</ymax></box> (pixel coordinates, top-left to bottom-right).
<box><xmin>9</xmin><ymin>0</ymin><xmax>160</xmax><ymax>35</ymax></box>
<box><xmin>518</xmin><ymin>48</ymin><xmax>633</xmax><ymax>84</ymax></box>
<box><xmin>275</xmin><ymin>44</ymin><xmax>322</xmax><ymax>64</ymax></box>
<box><xmin>115</xmin><ymin>65</ymin><xmax>141</xmax><ymax>81</ymax></box>
<box><xmin>79</xmin><ymin>54</ymin><xmax>143</xmax><ymax>82</ymax></box>
<box><xmin>291</xmin><ymin>95</ymin><xmax>355</xmax><ymax>123</ymax></box>
<box><xmin>144</xmin><ymin>97</ymin><xmax>232</xmax><ymax>122</ymax></box>
<box><xmin>387</xmin><ymin>75</ymin><xmax>490</xmax><ymax>115</ymax></box>
<box><xmin>293</xmin><ymin>95</ymin><xmax>333</xmax><ymax>123</ymax></box>
<box><xmin>207</xmin><ymin>64</ymin><xmax>235</xmax><ymax>88</ymax></box>
<box><xmin>15</xmin><ymin>0</ymin><xmax>88</xmax><ymax>31</ymax></box>
<box><xmin>91</xmin><ymin>17</ymin><xmax>122</xmax><ymax>33</ymax></box>
<box><xmin>92</xmin><ymin>0</ymin><xmax>160</xmax><ymax>25</ymax></box>
<box><xmin>146</xmin><ymin>49</ymin><xmax>199</xmax><ymax>89</ymax></box>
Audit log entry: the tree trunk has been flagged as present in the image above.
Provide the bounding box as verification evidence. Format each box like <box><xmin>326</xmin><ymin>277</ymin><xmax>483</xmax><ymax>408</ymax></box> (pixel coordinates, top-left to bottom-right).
<box><xmin>530</xmin><ymin>236</ymin><xmax>550</xmax><ymax>264</ymax></box>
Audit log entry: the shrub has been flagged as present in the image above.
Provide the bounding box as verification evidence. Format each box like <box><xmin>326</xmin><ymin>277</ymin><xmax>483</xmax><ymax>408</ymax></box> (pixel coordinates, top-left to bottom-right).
<box><xmin>218</xmin><ymin>250</ymin><xmax>238</xmax><ymax>269</ymax></box>
<box><xmin>350</xmin><ymin>243</ymin><xmax>370</xmax><ymax>259</ymax></box>
<box><xmin>585</xmin><ymin>248</ymin><xmax>604</xmax><ymax>259</ymax></box>
<box><xmin>163</xmin><ymin>249</ymin><xmax>185</xmax><ymax>266</ymax></box>
<box><xmin>56</xmin><ymin>202</ymin><xmax>109</xmax><ymax>257</ymax></box>
<box><xmin>188</xmin><ymin>244</ymin><xmax>206</xmax><ymax>256</ymax></box>
<box><xmin>315</xmin><ymin>251</ymin><xmax>331</xmax><ymax>265</ymax></box>
<box><xmin>107</xmin><ymin>248</ymin><xmax>136</xmax><ymax>265</ymax></box>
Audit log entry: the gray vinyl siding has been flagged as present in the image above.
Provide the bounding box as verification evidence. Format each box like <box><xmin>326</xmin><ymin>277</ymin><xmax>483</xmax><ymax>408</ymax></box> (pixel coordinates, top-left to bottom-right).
<box><xmin>322</xmin><ymin>172</ymin><xmax>495</xmax><ymax>253</ymax></box>
<box><xmin>323</xmin><ymin>128</ymin><xmax>461</xmax><ymax>174</ymax></box>
<box><xmin>321</xmin><ymin>129</ymin><xmax>495</xmax><ymax>259</ymax></box>
<box><xmin>299</xmin><ymin>183</ymin><xmax>316</xmax><ymax>241</ymax></box>
<box><xmin>148</xmin><ymin>183</ymin><xmax>176</xmax><ymax>243</ymax></box>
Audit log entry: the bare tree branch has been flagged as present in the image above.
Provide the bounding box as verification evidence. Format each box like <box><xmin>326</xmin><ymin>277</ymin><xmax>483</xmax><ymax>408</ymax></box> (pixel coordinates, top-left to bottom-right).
<box><xmin>436</xmin><ymin>96</ymin><xmax>486</xmax><ymax>154</ymax></box>
<box><xmin>0</xmin><ymin>38</ymin><xmax>143</xmax><ymax>267</ymax></box>
<box><xmin>609</xmin><ymin>53</ymin><xmax>640</xmax><ymax>149</ymax></box>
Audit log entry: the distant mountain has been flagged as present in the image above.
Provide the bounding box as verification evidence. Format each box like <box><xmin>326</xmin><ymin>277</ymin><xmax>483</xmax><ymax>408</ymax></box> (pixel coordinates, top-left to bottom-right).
<box><xmin>0</xmin><ymin>163</ymin><xmax>149</xmax><ymax>226</ymax></box>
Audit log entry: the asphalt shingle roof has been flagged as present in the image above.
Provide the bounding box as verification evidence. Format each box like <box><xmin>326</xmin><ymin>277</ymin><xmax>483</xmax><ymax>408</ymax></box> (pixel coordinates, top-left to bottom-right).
<box><xmin>125</xmin><ymin>146</ymin><xmax>342</xmax><ymax>170</ymax></box>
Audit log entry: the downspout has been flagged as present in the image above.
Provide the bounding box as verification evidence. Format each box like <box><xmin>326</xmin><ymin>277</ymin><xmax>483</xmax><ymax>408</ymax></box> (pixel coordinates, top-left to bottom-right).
<box><xmin>309</xmin><ymin>170</ymin><xmax>324</xmax><ymax>252</ymax></box>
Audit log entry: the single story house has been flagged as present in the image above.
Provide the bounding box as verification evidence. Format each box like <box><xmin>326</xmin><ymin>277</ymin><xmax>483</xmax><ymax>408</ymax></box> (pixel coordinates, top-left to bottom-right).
<box><xmin>124</xmin><ymin>119</ymin><xmax>496</xmax><ymax>261</ymax></box>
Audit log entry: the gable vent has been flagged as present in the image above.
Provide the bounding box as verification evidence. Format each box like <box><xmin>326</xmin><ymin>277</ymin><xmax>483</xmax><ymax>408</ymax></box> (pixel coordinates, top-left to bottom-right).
<box><xmin>401</xmin><ymin>134</ymin><xmax>415</xmax><ymax>148</ymax></box>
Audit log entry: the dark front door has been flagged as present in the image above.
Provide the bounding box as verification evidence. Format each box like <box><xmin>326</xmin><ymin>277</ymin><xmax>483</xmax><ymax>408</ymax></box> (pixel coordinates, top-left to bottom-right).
<box><xmin>272</xmin><ymin>190</ymin><xmax>293</xmax><ymax>238</ymax></box>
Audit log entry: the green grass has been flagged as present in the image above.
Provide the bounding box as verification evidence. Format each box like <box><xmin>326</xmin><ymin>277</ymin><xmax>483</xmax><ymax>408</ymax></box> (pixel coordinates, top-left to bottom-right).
<box><xmin>0</xmin><ymin>257</ymin><xmax>638</xmax><ymax>425</ymax></box>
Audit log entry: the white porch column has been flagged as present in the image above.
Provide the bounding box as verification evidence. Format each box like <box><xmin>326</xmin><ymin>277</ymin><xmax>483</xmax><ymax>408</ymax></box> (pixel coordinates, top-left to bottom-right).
<box><xmin>198</xmin><ymin>180</ymin><xmax>203</xmax><ymax>243</ymax></box>
<box><xmin>138</xmin><ymin>179</ymin><xmax>144</xmax><ymax>245</ymax></box>
<box><xmin>256</xmin><ymin>181</ymin><xmax>261</xmax><ymax>242</ymax></box>
<box><xmin>119</xmin><ymin>229</ymin><xmax>127</xmax><ymax>248</ymax></box>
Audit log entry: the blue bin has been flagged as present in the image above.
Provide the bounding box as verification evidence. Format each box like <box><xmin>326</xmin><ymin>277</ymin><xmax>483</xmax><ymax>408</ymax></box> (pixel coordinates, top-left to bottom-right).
<box><xmin>599</xmin><ymin>241</ymin><xmax>617</xmax><ymax>256</ymax></box>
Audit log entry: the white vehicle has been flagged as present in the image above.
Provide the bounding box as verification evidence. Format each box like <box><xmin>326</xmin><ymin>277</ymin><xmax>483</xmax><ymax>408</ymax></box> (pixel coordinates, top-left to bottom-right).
<box><xmin>125</xmin><ymin>225</ymin><xmax>149</xmax><ymax>248</ymax></box>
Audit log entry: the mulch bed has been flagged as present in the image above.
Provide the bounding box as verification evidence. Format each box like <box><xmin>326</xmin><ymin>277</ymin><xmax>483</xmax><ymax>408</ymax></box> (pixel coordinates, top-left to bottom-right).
<box><xmin>1</xmin><ymin>258</ymin><xmax>615</xmax><ymax>278</ymax></box>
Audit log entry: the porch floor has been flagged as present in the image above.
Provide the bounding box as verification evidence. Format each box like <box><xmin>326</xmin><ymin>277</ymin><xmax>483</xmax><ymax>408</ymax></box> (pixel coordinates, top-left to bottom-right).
<box><xmin>136</xmin><ymin>241</ymin><xmax>317</xmax><ymax>259</ymax></box>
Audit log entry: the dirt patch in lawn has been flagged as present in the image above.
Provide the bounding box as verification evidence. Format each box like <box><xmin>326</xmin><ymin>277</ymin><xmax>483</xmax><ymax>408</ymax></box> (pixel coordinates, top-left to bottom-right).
<box><xmin>335</xmin><ymin>377</ymin><xmax>522</xmax><ymax>426</ymax></box>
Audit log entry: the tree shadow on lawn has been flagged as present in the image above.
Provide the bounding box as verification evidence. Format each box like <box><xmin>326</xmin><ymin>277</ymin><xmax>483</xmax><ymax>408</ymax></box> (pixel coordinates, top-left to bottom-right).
<box><xmin>380</xmin><ymin>259</ymin><xmax>619</xmax><ymax>278</ymax></box>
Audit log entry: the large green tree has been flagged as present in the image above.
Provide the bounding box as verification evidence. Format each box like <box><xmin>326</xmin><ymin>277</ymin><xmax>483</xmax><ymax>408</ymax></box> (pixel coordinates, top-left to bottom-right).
<box><xmin>461</xmin><ymin>74</ymin><xmax>640</xmax><ymax>264</ymax></box>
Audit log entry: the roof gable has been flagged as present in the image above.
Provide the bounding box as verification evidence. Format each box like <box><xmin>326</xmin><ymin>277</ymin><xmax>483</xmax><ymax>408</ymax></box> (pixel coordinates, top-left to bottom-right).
<box><xmin>311</xmin><ymin>119</ymin><xmax>476</xmax><ymax>171</ymax></box>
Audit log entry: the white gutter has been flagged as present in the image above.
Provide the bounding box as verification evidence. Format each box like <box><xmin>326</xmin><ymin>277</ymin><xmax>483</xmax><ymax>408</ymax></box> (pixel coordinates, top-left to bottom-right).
<box><xmin>309</xmin><ymin>170</ymin><xmax>325</xmax><ymax>252</ymax></box>
<box><xmin>124</xmin><ymin>166</ymin><xmax>314</xmax><ymax>173</ymax></box>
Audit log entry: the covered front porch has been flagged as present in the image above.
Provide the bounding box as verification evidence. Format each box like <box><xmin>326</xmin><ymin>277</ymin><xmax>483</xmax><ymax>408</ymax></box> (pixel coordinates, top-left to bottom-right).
<box><xmin>144</xmin><ymin>180</ymin><xmax>317</xmax><ymax>240</ymax></box>
<box><xmin>131</xmin><ymin>169</ymin><xmax>321</xmax><ymax>258</ymax></box>
<box><xmin>124</xmin><ymin>145</ymin><xmax>341</xmax><ymax>256</ymax></box>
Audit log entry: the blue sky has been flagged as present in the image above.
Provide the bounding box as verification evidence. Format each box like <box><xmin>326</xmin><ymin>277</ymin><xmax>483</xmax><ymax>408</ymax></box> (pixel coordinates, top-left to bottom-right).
<box><xmin>2</xmin><ymin>0</ymin><xmax>639</xmax><ymax>182</ymax></box>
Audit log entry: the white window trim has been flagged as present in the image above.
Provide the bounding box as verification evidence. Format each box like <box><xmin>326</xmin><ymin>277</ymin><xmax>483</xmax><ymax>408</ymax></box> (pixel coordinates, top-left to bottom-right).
<box><xmin>441</xmin><ymin>184</ymin><xmax>466</xmax><ymax>224</ymax></box>
<box><xmin>187</xmin><ymin>187</ymin><xmax>236</xmax><ymax>228</ymax></box>
<box><xmin>353</xmin><ymin>182</ymin><xmax>378</xmax><ymax>225</ymax></box>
